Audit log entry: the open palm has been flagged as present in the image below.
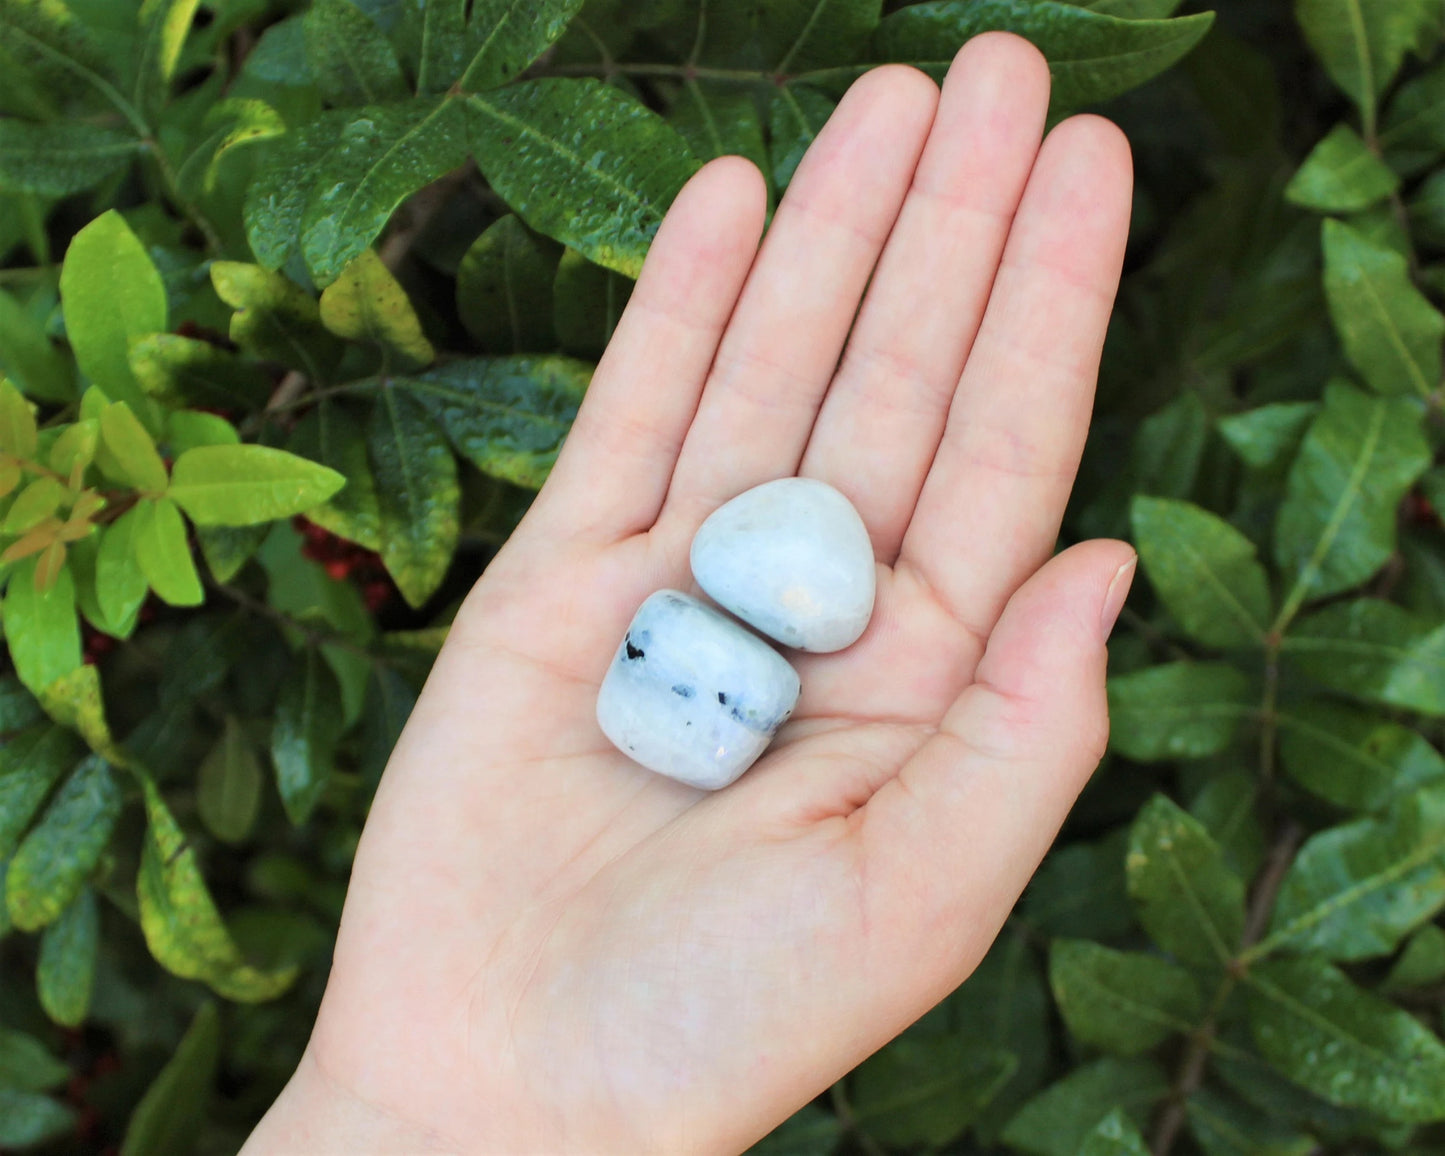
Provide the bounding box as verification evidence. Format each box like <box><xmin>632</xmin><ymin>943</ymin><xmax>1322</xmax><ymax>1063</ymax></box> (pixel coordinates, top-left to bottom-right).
<box><xmin>245</xmin><ymin>33</ymin><xmax>1135</xmax><ymax>1156</ymax></box>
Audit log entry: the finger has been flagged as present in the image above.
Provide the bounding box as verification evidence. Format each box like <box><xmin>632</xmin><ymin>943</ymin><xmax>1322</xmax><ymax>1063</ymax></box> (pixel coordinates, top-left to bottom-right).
<box><xmin>898</xmin><ymin>115</ymin><xmax>1132</xmax><ymax>636</ymax></box>
<box><xmin>660</xmin><ymin>67</ymin><xmax>938</xmax><ymax>525</ymax></box>
<box><xmin>860</xmin><ymin>540</ymin><xmax>1136</xmax><ymax>1002</ymax></box>
<box><xmin>529</xmin><ymin>156</ymin><xmax>767</xmax><ymax>543</ymax></box>
<box><xmin>800</xmin><ymin>34</ymin><xmax>1050</xmax><ymax>561</ymax></box>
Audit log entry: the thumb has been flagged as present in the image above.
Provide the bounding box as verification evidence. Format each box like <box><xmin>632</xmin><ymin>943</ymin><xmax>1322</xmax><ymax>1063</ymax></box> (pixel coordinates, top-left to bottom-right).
<box><xmin>861</xmin><ymin>539</ymin><xmax>1136</xmax><ymax>1007</ymax></box>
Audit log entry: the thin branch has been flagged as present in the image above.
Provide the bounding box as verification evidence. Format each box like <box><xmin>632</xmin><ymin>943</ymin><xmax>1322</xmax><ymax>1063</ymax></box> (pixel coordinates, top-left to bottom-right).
<box><xmin>1151</xmin><ymin>820</ymin><xmax>1302</xmax><ymax>1155</ymax></box>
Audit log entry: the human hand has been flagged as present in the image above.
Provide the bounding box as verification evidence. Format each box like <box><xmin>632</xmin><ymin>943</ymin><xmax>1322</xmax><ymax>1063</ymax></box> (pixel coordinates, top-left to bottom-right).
<box><xmin>243</xmin><ymin>32</ymin><xmax>1135</xmax><ymax>1156</ymax></box>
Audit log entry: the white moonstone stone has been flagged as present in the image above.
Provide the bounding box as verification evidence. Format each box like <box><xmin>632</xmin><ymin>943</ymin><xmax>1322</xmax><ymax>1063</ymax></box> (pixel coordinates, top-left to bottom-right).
<box><xmin>596</xmin><ymin>590</ymin><xmax>800</xmax><ymax>790</ymax></box>
<box><xmin>690</xmin><ymin>477</ymin><xmax>876</xmax><ymax>653</ymax></box>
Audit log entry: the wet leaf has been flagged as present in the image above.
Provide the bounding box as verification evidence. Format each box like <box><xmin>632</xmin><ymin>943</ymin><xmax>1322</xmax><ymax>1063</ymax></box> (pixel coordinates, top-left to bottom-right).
<box><xmin>1050</xmin><ymin>939</ymin><xmax>1202</xmax><ymax>1055</ymax></box>
<box><xmin>1277</xmin><ymin>700</ymin><xmax>1445</xmax><ymax>812</ymax></box>
<box><xmin>367</xmin><ymin>383</ymin><xmax>459</xmax><ymax>606</ymax></box>
<box><xmin>1107</xmin><ymin>662</ymin><xmax>1253</xmax><ymax>761</ymax></box>
<box><xmin>319</xmin><ymin>248</ymin><xmax>435</xmax><ymax>368</ymax></box>
<box><xmin>466</xmin><ymin>78</ymin><xmax>699</xmax><ymax>278</ymax></box>
<box><xmin>1247</xmin><ymin>954</ymin><xmax>1445</xmax><ymax>1123</ymax></box>
<box><xmin>456</xmin><ymin>215</ymin><xmax>562</xmax><ymax>353</ymax></box>
<box><xmin>1127</xmin><ymin>794</ymin><xmax>1247</xmax><ymax>966</ymax></box>
<box><xmin>402</xmin><ymin>354</ymin><xmax>589</xmax><ymax>489</ymax></box>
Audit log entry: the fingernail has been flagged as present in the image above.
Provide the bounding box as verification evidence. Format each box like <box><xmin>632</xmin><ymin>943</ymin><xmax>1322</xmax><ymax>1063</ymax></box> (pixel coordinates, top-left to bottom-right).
<box><xmin>1100</xmin><ymin>555</ymin><xmax>1136</xmax><ymax>639</ymax></box>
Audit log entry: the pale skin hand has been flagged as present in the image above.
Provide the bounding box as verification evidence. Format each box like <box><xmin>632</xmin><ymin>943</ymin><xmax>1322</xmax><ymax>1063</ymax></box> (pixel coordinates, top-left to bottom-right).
<box><xmin>243</xmin><ymin>34</ymin><xmax>1135</xmax><ymax>1156</ymax></box>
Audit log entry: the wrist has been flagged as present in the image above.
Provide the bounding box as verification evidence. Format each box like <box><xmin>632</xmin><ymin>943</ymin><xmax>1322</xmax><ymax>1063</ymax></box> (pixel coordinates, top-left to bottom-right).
<box><xmin>241</xmin><ymin>1050</ymin><xmax>462</xmax><ymax>1156</ymax></box>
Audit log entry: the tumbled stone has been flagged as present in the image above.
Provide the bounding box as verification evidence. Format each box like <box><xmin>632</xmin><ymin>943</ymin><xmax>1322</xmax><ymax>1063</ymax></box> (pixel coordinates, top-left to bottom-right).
<box><xmin>690</xmin><ymin>477</ymin><xmax>876</xmax><ymax>653</ymax></box>
<box><xmin>596</xmin><ymin>590</ymin><xmax>800</xmax><ymax>790</ymax></box>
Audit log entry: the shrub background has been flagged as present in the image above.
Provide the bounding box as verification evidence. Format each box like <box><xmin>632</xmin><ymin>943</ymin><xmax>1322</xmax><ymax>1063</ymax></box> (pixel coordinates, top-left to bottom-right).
<box><xmin>2</xmin><ymin>0</ymin><xmax>1445</xmax><ymax>1152</ymax></box>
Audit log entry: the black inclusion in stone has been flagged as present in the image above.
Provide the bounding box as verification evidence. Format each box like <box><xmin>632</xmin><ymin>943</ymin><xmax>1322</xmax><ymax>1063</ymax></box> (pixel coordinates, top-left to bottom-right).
<box><xmin>671</xmin><ymin>684</ymin><xmax>694</xmax><ymax>698</ymax></box>
<box><xmin>625</xmin><ymin>636</ymin><xmax>645</xmax><ymax>661</ymax></box>
<box><xmin>717</xmin><ymin>692</ymin><xmax>728</xmax><ymax>705</ymax></box>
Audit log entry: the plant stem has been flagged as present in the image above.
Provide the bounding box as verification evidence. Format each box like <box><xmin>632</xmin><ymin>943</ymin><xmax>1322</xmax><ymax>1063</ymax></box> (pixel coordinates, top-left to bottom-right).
<box><xmin>1149</xmin><ymin>822</ymin><xmax>1301</xmax><ymax>1155</ymax></box>
<box><xmin>145</xmin><ymin>139</ymin><xmax>226</xmax><ymax>254</ymax></box>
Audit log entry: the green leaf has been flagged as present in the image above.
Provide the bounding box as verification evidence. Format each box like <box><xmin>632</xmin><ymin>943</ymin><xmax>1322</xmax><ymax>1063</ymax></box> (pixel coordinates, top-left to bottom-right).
<box><xmin>136</xmin><ymin>776</ymin><xmax>298</xmax><ymax>1000</ymax></box>
<box><xmin>0</xmin><ymin>119</ymin><xmax>141</xmax><ymax>197</ymax></box>
<box><xmin>1130</xmin><ymin>496</ymin><xmax>1271</xmax><ymax>648</ymax></box>
<box><xmin>1322</xmin><ymin>219</ymin><xmax>1445</xmax><ymax>399</ymax></box>
<box><xmin>1023</xmin><ymin>830</ymin><xmax>1135</xmax><ymax>941</ymax></box>
<box><xmin>1050</xmin><ymin>939</ymin><xmax>1202</xmax><ymax>1055</ymax></box>
<box><xmin>1216</xmin><ymin>402</ymin><xmax>1318</xmax><ymax>471</ymax></box>
<box><xmin>396</xmin><ymin>0</ymin><xmax>468</xmax><ymax>94</ymax></box>
<box><xmin>1079</xmin><ymin>1109</ymin><xmax>1150</xmax><ymax>1156</ymax></box>
<box><xmin>0</xmin><ymin>0</ymin><xmax>114</xmax><ymax>101</ymax></box>
<box><xmin>0</xmin><ymin>1026</ymin><xmax>68</xmax><ymax>1091</ymax></box>
<box><xmin>167</xmin><ymin>411</ymin><xmax>240</xmax><ymax>456</ymax></box>
<box><xmin>2</xmin><ymin>556</ymin><xmax>81</xmax><ymax>696</ymax></box>
<box><xmin>1277</xmin><ymin>700</ymin><xmax>1445</xmax><ymax>812</ymax></box>
<box><xmin>466</xmin><ymin>78</ymin><xmax>700</xmax><ymax>279</ymax></box>
<box><xmin>303</xmin><ymin>0</ymin><xmax>408</xmax><ymax>106</ymax></box>
<box><xmin>0</xmin><ymin>724</ymin><xmax>79</xmax><ymax>859</ymax></box>
<box><xmin>131</xmin><ymin>496</ymin><xmax>202</xmax><ymax>607</ymax></box>
<box><xmin>94</xmin><ymin>510</ymin><xmax>149</xmax><ymax>639</ymax></box>
<box><xmin>850</xmin><ymin>1035</ymin><xmax>1016</xmax><ymax>1147</ymax></box>
<box><xmin>169</xmin><ymin>443</ymin><xmax>346</xmax><ymax>527</ymax></box>
<box><xmin>459</xmin><ymin>0</ymin><xmax>586</xmax><ymax>91</ymax></box>
<box><xmin>0</xmin><ymin>672</ymin><xmax>45</xmax><ymax>732</ymax></box>
<box><xmin>271</xmin><ymin>648</ymin><xmax>343</xmax><ymax>826</ymax></box>
<box><xmin>0</xmin><ymin>375</ymin><xmax>37</xmax><ymax>458</ymax></box>
<box><xmin>197</xmin><ymin>715</ymin><xmax>262</xmax><ymax>844</ymax></box>
<box><xmin>456</xmin><ymin>215</ymin><xmax>562</xmax><ymax>353</ymax></box>
<box><xmin>1382</xmin><ymin>923</ymin><xmax>1445</xmax><ymax>991</ymax></box>
<box><xmin>0</xmin><ymin>287</ymin><xmax>72</xmax><ymax>403</ymax></box>
<box><xmin>6</xmin><ymin>755</ymin><xmax>119</xmax><ymax>932</ymax></box>
<box><xmin>38</xmin><ymin>664</ymin><xmax>126</xmax><ymax>767</ymax></box>
<box><xmin>181</xmin><ymin>97</ymin><xmax>289</xmax><ymax>199</ymax></box>
<box><xmin>1283</xmin><ymin>598</ymin><xmax>1445</xmax><ymax>716</ymax></box>
<box><xmin>1380</xmin><ymin>63</ymin><xmax>1445</xmax><ymax>170</ymax></box>
<box><xmin>358</xmin><ymin>664</ymin><xmax>415</xmax><ymax>787</ymax></box>
<box><xmin>1191</xmin><ymin>770</ymin><xmax>1267</xmax><ymax>881</ymax></box>
<box><xmin>402</xmin><ymin>355</ymin><xmax>589</xmax><ymax>489</ymax></box>
<box><xmin>553</xmin><ymin>247</ymin><xmax>633</xmax><ymax>360</ymax></box>
<box><xmin>243</xmin><ymin>109</ymin><xmax>352</xmax><ymax>272</ymax></box>
<box><xmin>59</xmin><ymin>210</ymin><xmax>167</xmax><ymax>422</ymax></box>
<box><xmin>4</xmin><ymin>476</ymin><xmax>65</xmax><ymax>534</ymax></box>
<box><xmin>756</xmin><ymin>0</ymin><xmax>883</xmax><ymax>71</ymax></box>
<box><xmin>100</xmin><ymin>400</ymin><xmax>169</xmax><ymax>493</ymax></box>
<box><xmin>0</xmin><ymin>1088</ymin><xmax>75</xmax><ymax>1149</ymax></box>
<box><xmin>670</xmin><ymin>80</ymin><xmax>770</xmax><ymax>176</ymax></box>
<box><xmin>1001</xmin><ymin>1057</ymin><xmax>1168</xmax><ymax>1156</ymax></box>
<box><xmin>945</xmin><ymin>930</ymin><xmax>1052</xmax><ymax>1139</ymax></box>
<box><xmin>1295</xmin><ymin>0</ymin><xmax>1443</xmax><ymax>131</ymax></box>
<box><xmin>37</xmin><ymin>884</ymin><xmax>97</xmax><ymax>1026</ymax></box>
<box><xmin>769</xmin><ymin>85</ymin><xmax>835</xmax><ymax>189</ymax></box>
<box><xmin>1106</xmin><ymin>662</ymin><xmax>1252</xmax><ymax>761</ymax></box>
<box><xmin>300</xmin><ymin>98</ymin><xmax>469</xmax><ymax>287</ymax></box>
<box><xmin>197</xmin><ymin>523</ymin><xmax>268</xmax><ymax>585</ymax></box>
<box><xmin>128</xmin><ymin>333</ymin><xmax>272</xmax><ymax>411</ymax></box>
<box><xmin>1247</xmin><ymin>954</ymin><xmax>1445</xmax><ymax>1122</ymax></box>
<box><xmin>120</xmin><ymin>1002</ymin><xmax>220</xmax><ymax>1156</ymax></box>
<box><xmin>367</xmin><ymin>383</ymin><xmax>459</xmax><ymax>606</ymax></box>
<box><xmin>1127</xmin><ymin>794</ymin><xmax>1247</xmax><ymax>966</ymax></box>
<box><xmin>210</xmin><ymin>261</ymin><xmax>343</xmax><ymax>377</ymax></box>
<box><xmin>1284</xmin><ymin>124</ymin><xmax>1399</xmax><ymax>212</ymax></box>
<box><xmin>1274</xmin><ymin>381</ymin><xmax>1430</xmax><ymax>608</ymax></box>
<box><xmin>1256</xmin><ymin>786</ymin><xmax>1445</xmax><ymax>961</ymax></box>
<box><xmin>1185</xmin><ymin>1088</ymin><xmax>1317</xmax><ymax>1156</ymax></box>
<box><xmin>871</xmin><ymin>1</ymin><xmax>1215</xmax><ymax>115</ymax></box>
<box><xmin>134</xmin><ymin>0</ymin><xmax>202</xmax><ymax>113</ymax></box>
<box><xmin>319</xmin><ymin>248</ymin><xmax>435</xmax><ymax>367</ymax></box>
<box><xmin>287</xmin><ymin>400</ymin><xmax>383</xmax><ymax>551</ymax></box>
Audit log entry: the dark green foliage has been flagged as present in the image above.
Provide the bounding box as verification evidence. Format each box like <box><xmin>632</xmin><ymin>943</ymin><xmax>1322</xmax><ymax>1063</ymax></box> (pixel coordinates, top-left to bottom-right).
<box><xmin>1</xmin><ymin>0</ymin><xmax>1444</xmax><ymax>1153</ymax></box>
